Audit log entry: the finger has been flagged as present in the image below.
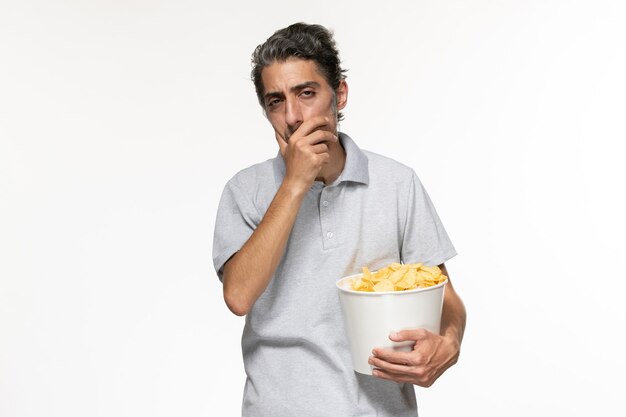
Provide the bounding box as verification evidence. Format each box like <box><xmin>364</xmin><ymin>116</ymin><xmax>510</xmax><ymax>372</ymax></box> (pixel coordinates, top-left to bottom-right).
<box><xmin>295</xmin><ymin>116</ymin><xmax>331</xmax><ymax>137</ymax></box>
<box><xmin>371</xmin><ymin>347</ymin><xmax>414</xmax><ymax>365</ymax></box>
<box><xmin>371</xmin><ymin>368</ymin><xmax>415</xmax><ymax>384</ymax></box>
<box><xmin>369</xmin><ymin>355</ymin><xmax>413</xmax><ymax>374</ymax></box>
<box><xmin>389</xmin><ymin>328</ymin><xmax>431</xmax><ymax>343</ymax></box>
<box><xmin>310</xmin><ymin>143</ymin><xmax>329</xmax><ymax>154</ymax></box>
<box><xmin>303</xmin><ymin>129</ymin><xmax>338</xmax><ymax>146</ymax></box>
<box><xmin>374</xmin><ymin>367</ymin><xmax>438</xmax><ymax>387</ymax></box>
<box><xmin>317</xmin><ymin>151</ymin><xmax>331</xmax><ymax>165</ymax></box>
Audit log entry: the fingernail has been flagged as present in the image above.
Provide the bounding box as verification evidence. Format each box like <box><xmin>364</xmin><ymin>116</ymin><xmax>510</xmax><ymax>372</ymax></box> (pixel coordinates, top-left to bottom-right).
<box><xmin>389</xmin><ymin>331</ymin><xmax>397</xmax><ymax>339</ymax></box>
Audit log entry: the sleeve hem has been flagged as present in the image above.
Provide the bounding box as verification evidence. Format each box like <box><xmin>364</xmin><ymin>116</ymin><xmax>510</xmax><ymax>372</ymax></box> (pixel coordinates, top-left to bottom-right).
<box><xmin>213</xmin><ymin>249</ymin><xmax>239</xmax><ymax>283</ymax></box>
<box><xmin>423</xmin><ymin>248</ymin><xmax>458</xmax><ymax>268</ymax></box>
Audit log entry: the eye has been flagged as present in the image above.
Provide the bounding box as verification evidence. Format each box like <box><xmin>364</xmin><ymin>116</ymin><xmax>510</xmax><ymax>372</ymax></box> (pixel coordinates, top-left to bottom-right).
<box><xmin>300</xmin><ymin>90</ymin><xmax>315</xmax><ymax>98</ymax></box>
<box><xmin>267</xmin><ymin>98</ymin><xmax>282</xmax><ymax>108</ymax></box>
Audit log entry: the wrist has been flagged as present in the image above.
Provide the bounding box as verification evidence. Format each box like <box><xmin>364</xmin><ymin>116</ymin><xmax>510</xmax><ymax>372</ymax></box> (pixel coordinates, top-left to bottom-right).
<box><xmin>442</xmin><ymin>327</ymin><xmax>462</xmax><ymax>352</ymax></box>
<box><xmin>281</xmin><ymin>177</ymin><xmax>311</xmax><ymax>197</ymax></box>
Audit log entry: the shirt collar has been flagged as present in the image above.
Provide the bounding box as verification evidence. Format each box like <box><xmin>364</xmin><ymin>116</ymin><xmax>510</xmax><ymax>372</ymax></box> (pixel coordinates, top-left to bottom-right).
<box><xmin>272</xmin><ymin>132</ymin><xmax>369</xmax><ymax>187</ymax></box>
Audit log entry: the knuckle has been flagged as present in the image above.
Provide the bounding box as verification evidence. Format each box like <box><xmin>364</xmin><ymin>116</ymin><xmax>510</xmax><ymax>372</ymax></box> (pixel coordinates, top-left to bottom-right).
<box><xmin>411</xmin><ymin>366</ymin><xmax>424</xmax><ymax>378</ymax></box>
<box><xmin>422</xmin><ymin>378</ymin><xmax>434</xmax><ymax>388</ymax></box>
<box><xmin>410</xmin><ymin>352</ymin><xmax>423</xmax><ymax>364</ymax></box>
<box><xmin>415</xmin><ymin>328</ymin><xmax>428</xmax><ymax>337</ymax></box>
<box><xmin>414</xmin><ymin>368</ymin><xmax>435</xmax><ymax>386</ymax></box>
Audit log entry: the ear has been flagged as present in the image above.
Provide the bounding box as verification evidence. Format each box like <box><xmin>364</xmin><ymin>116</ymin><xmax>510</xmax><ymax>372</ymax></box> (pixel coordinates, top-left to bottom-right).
<box><xmin>336</xmin><ymin>80</ymin><xmax>348</xmax><ymax>111</ymax></box>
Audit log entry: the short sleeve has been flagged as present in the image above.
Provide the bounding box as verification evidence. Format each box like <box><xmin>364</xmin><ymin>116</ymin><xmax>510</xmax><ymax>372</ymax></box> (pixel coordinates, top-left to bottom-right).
<box><xmin>212</xmin><ymin>179</ymin><xmax>261</xmax><ymax>281</ymax></box>
<box><xmin>401</xmin><ymin>172</ymin><xmax>457</xmax><ymax>266</ymax></box>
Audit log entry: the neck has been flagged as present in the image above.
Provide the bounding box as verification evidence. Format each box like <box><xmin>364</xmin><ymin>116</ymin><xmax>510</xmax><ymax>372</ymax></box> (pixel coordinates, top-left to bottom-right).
<box><xmin>316</xmin><ymin>138</ymin><xmax>346</xmax><ymax>185</ymax></box>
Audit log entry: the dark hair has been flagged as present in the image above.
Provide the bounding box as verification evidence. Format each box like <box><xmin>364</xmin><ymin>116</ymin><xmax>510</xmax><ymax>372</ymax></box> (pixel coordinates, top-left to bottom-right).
<box><xmin>251</xmin><ymin>22</ymin><xmax>348</xmax><ymax>120</ymax></box>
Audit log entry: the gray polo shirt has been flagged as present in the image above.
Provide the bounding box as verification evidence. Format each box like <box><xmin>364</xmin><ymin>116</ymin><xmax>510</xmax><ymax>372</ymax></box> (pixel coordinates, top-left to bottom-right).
<box><xmin>213</xmin><ymin>133</ymin><xmax>456</xmax><ymax>417</ymax></box>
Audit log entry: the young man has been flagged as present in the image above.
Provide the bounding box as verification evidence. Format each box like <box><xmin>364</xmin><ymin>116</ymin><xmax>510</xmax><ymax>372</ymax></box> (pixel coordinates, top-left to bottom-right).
<box><xmin>213</xmin><ymin>23</ymin><xmax>466</xmax><ymax>417</ymax></box>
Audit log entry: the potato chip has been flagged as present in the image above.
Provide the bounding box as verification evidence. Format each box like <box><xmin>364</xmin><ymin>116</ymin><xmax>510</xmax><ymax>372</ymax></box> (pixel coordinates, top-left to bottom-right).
<box><xmin>373</xmin><ymin>279</ymin><xmax>394</xmax><ymax>292</ymax></box>
<box><xmin>421</xmin><ymin>265</ymin><xmax>442</xmax><ymax>278</ymax></box>
<box><xmin>388</xmin><ymin>266</ymin><xmax>407</xmax><ymax>284</ymax></box>
<box><xmin>362</xmin><ymin>267</ymin><xmax>373</xmax><ymax>286</ymax></box>
<box><xmin>398</xmin><ymin>268</ymin><xmax>417</xmax><ymax>288</ymax></box>
<box><xmin>352</xmin><ymin>278</ymin><xmax>369</xmax><ymax>291</ymax></box>
<box><xmin>350</xmin><ymin>262</ymin><xmax>447</xmax><ymax>292</ymax></box>
<box><xmin>416</xmin><ymin>270</ymin><xmax>435</xmax><ymax>283</ymax></box>
<box><xmin>373</xmin><ymin>267</ymin><xmax>392</xmax><ymax>281</ymax></box>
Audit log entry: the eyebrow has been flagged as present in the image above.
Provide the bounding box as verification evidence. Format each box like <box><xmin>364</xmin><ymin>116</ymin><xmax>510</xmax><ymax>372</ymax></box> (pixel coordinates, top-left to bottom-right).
<box><xmin>263</xmin><ymin>81</ymin><xmax>321</xmax><ymax>102</ymax></box>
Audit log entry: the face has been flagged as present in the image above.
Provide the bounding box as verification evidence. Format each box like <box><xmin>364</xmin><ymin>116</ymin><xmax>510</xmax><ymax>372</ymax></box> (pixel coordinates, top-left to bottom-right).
<box><xmin>260</xmin><ymin>58</ymin><xmax>348</xmax><ymax>143</ymax></box>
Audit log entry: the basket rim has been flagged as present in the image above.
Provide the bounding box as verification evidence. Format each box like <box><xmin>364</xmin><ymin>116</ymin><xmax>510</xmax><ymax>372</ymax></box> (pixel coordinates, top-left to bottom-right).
<box><xmin>336</xmin><ymin>273</ymin><xmax>448</xmax><ymax>296</ymax></box>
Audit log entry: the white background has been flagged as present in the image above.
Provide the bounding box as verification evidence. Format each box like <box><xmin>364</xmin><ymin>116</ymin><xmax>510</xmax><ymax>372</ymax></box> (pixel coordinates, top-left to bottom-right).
<box><xmin>1</xmin><ymin>1</ymin><xmax>625</xmax><ymax>416</ymax></box>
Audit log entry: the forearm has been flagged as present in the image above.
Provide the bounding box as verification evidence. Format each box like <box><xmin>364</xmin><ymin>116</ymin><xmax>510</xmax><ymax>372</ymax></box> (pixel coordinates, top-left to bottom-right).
<box><xmin>438</xmin><ymin>265</ymin><xmax>466</xmax><ymax>346</ymax></box>
<box><xmin>222</xmin><ymin>180</ymin><xmax>306</xmax><ymax>316</ymax></box>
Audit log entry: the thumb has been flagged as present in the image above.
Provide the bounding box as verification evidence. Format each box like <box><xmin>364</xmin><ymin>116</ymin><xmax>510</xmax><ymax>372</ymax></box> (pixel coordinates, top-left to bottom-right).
<box><xmin>389</xmin><ymin>328</ymin><xmax>429</xmax><ymax>342</ymax></box>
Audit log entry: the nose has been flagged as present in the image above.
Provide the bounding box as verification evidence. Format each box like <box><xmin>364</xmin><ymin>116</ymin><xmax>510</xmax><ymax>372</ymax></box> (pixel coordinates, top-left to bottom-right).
<box><xmin>285</xmin><ymin>97</ymin><xmax>303</xmax><ymax>132</ymax></box>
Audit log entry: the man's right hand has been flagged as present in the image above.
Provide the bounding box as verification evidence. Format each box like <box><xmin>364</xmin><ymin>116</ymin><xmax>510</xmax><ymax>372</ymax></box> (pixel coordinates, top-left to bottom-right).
<box><xmin>276</xmin><ymin>116</ymin><xmax>338</xmax><ymax>193</ymax></box>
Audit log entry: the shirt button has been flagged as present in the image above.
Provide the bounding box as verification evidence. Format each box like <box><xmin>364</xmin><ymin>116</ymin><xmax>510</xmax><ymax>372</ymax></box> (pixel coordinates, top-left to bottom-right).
<box><xmin>322</xmin><ymin>200</ymin><xmax>329</xmax><ymax>207</ymax></box>
<box><xmin>326</xmin><ymin>231</ymin><xmax>334</xmax><ymax>239</ymax></box>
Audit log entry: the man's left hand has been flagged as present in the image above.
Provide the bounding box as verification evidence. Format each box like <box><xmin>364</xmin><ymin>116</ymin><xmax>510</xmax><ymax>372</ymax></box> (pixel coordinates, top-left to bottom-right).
<box><xmin>369</xmin><ymin>328</ymin><xmax>460</xmax><ymax>387</ymax></box>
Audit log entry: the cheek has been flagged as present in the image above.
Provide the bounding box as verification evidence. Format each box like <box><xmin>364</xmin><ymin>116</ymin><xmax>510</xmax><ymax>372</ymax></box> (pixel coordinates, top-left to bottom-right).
<box><xmin>303</xmin><ymin>101</ymin><xmax>334</xmax><ymax>121</ymax></box>
<box><xmin>267</xmin><ymin>114</ymin><xmax>285</xmax><ymax>130</ymax></box>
